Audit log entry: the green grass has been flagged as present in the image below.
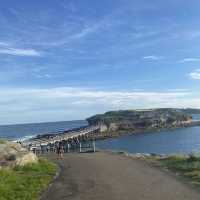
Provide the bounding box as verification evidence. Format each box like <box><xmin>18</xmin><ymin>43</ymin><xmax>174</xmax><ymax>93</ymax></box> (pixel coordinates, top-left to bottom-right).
<box><xmin>159</xmin><ymin>154</ymin><xmax>200</xmax><ymax>184</ymax></box>
<box><xmin>0</xmin><ymin>139</ymin><xmax>6</xmax><ymax>144</ymax></box>
<box><xmin>0</xmin><ymin>158</ymin><xmax>57</xmax><ymax>200</ymax></box>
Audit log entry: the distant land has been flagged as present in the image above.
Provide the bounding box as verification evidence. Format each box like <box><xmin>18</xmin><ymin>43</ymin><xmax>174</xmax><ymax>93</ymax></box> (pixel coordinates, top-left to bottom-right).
<box><xmin>87</xmin><ymin>108</ymin><xmax>200</xmax><ymax>139</ymax></box>
<box><xmin>29</xmin><ymin>108</ymin><xmax>200</xmax><ymax>142</ymax></box>
<box><xmin>180</xmin><ymin>108</ymin><xmax>200</xmax><ymax>114</ymax></box>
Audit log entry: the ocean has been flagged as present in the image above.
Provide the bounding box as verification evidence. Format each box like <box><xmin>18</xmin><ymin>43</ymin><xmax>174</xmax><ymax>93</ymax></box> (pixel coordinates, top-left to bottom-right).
<box><xmin>96</xmin><ymin>114</ymin><xmax>200</xmax><ymax>154</ymax></box>
<box><xmin>0</xmin><ymin>120</ymin><xmax>88</xmax><ymax>141</ymax></box>
<box><xmin>1</xmin><ymin>115</ymin><xmax>200</xmax><ymax>154</ymax></box>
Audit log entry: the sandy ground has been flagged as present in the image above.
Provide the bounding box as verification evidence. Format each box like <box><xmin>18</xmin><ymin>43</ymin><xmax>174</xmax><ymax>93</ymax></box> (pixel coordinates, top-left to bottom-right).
<box><xmin>41</xmin><ymin>152</ymin><xmax>200</xmax><ymax>200</ymax></box>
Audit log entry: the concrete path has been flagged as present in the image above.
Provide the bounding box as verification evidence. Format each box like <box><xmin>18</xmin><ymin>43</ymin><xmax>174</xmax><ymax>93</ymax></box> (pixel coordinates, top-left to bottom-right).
<box><xmin>42</xmin><ymin>152</ymin><xmax>200</xmax><ymax>200</ymax></box>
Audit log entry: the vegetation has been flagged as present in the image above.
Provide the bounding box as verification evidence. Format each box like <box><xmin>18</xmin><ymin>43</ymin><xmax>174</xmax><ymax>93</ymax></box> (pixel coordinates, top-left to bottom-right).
<box><xmin>180</xmin><ymin>108</ymin><xmax>200</xmax><ymax>115</ymax></box>
<box><xmin>87</xmin><ymin>108</ymin><xmax>191</xmax><ymax>126</ymax></box>
<box><xmin>159</xmin><ymin>154</ymin><xmax>200</xmax><ymax>185</ymax></box>
<box><xmin>0</xmin><ymin>139</ymin><xmax>6</xmax><ymax>144</ymax></box>
<box><xmin>0</xmin><ymin>158</ymin><xmax>57</xmax><ymax>200</ymax></box>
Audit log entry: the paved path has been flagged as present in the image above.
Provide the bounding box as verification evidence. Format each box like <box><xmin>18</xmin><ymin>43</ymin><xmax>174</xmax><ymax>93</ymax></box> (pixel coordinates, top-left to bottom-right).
<box><xmin>42</xmin><ymin>152</ymin><xmax>200</xmax><ymax>200</ymax></box>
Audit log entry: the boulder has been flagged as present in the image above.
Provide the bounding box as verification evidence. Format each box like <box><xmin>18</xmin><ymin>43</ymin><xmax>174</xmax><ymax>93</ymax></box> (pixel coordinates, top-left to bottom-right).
<box><xmin>16</xmin><ymin>152</ymin><xmax>38</xmax><ymax>166</ymax></box>
<box><xmin>0</xmin><ymin>141</ymin><xmax>38</xmax><ymax>168</ymax></box>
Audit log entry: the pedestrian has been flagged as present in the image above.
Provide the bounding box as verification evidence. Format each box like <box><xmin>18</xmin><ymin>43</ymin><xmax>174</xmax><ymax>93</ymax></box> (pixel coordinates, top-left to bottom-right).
<box><xmin>59</xmin><ymin>144</ymin><xmax>64</xmax><ymax>159</ymax></box>
<box><xmin>56</xmin><ymin>143</ymin><xmax>60</xmax><ymax>159</ymax></box>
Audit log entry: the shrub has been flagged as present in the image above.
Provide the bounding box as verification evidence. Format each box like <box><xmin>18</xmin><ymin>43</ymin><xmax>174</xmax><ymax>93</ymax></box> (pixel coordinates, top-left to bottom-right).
<box><xmin>160</xmin><ymin>154</ymin><xmax>200</xmax><ymax>185</ymax></box>
<box><xmin>188</xmin><ymin>152</ymin><xmax>200</xmax><ymax>162</ymax></box>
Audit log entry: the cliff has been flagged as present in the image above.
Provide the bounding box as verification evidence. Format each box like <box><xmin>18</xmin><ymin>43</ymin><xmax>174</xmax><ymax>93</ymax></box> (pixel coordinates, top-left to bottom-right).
<box><xmin>180</xmin><ymin>108</ymin><xmax>200</xmax><ymax>114</ymax></box>
<box><xmin>87</xmin><ymin>108</ymin><xmax>192</xmax><ymax>135</ymax></box>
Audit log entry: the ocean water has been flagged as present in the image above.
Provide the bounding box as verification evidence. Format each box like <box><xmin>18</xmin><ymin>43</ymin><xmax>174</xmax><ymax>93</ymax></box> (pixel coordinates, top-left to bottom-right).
<box><xmin>96</xmin><ymin>114</ymin><xmax>200</xmax><ymax>154</ymax></box>
<box><xmin>0</xmin><ymin>120</ymin><xmax>88</xmax><ymax>140</ymax></box>
<box><xmin>1</xmin><ymin>115</ymin><xmax>200</xmax><ymax>154</ymax></box>
<box><xmin>96</xmin><ymin>126</ymin><xmax>200</xmax><ymax>154</ymax></box>
<box><xmin>192</xmin><ymin>114</ymin><xmax>200</xmax><ymax>120</ymax></box>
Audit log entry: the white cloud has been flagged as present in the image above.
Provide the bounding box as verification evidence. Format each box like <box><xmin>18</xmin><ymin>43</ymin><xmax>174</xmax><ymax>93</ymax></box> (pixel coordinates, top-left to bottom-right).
<box><xmin>143</xmin><ymin>55</ymin><xmax>163</xmax><ymax>61</ymax></box>
<box><xmin>72</xmin><ymin>26</ymin><xmax>98</xmax><ymax>39</ymax></box>
<box><xmin>166</xmin><ymin>89</ymin><xmax>190</xmax><ymax>92</ymax></box>
<box><xmin>0</xmin><ymin>42</ymin><xmax>10</xmax><ymax>46</ymax></box>
<box><xmin>34</xmin><ymin>74</ymin><xmax>52</xmax><ymax>79</ymax></box>
<box><xmin>0</xmin><ymin>48</ymin><xmax>41</xmax><ymax>57</ymax></box>
<box><xmin>189</xmin><ymin>69</ymin><xmax>200</xmax><ymax>80</ymax></box>
<box><xmin>0</xmin><ymin>86</ymin><xmax>195</xmax><ymax>125</ymax></box>
<box><xmin>180</xmin><ymin>58</ymin><xmax>200</xmax><ymax>63</ymax></box>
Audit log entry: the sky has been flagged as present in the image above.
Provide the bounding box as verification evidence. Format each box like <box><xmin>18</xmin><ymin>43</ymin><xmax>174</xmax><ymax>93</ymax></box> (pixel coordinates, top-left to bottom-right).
<box><xmin>1</xmin><ymin>0</ymin><xmax>200</xmax><ymax>124</ymax></box>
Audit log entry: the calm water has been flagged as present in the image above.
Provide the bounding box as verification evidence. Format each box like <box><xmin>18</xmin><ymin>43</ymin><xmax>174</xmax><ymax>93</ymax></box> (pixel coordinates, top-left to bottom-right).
<box><xmin>192</xmin><ymin>114</ymin><xmax>200</xmax><ymax>120</ymax></box>
<box><xmin>0</xmin><ymin>120</ymin><xmax>88</xmax><ymax>140</ymax></box>
<box><xmin>96</xmin><ymin>126</ymin><xmax>200</xmax><ymax>154</ymax></box>
<box><xmin>96</xmin><ymin>115</ymin><xmax>200</xmax><ymax>154</ymax></box>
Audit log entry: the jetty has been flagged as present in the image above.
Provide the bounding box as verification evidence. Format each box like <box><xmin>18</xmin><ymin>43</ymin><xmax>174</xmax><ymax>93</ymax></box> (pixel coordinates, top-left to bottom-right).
<box><xmin>20</xmin><ymin>108</ymin><xmax>200</xmax><ymax>154</ymax></box>
<box><xmin>21</xmin><ymin>125</ymin><xmax>101</xmax><ymax>154</ymax></box>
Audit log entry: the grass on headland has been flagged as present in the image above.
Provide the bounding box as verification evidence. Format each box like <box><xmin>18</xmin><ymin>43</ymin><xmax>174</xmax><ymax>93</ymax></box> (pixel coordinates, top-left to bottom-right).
<box><xmin>159</xmin><ymin>153</ymin><xmax>200</xmax><ymax>185</ymax></box>
<box><xmin>0</xmin><ymin>158</ymin><xmax>57</xmax><ymax>200</ymax></box>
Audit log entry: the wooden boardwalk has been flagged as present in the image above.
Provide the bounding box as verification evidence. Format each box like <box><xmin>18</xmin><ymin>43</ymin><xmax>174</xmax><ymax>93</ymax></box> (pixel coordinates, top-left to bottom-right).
<box><xmin>21</xmin><ymin>125</ymin><xmax>100</xmax><ymax>153</ymax></box>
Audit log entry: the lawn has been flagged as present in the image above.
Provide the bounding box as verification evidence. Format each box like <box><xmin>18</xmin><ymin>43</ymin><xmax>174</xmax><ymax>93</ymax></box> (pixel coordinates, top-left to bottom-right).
<box><xmin>0</xmin><ymin>158</ymin><xmax>57</xmax><ymax>200</ymax></box>
<box><xmin>159</xmin><ymin>154</ymin><xmax>200</xmax><ymax>185</ymax></box>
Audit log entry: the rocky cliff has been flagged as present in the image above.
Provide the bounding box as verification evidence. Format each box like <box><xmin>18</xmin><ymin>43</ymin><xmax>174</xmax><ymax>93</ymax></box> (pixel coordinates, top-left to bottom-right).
<box><xmin>87</xmin><ymin>109</ymin><xmax>192</xmax><ymax>136</ymax></box>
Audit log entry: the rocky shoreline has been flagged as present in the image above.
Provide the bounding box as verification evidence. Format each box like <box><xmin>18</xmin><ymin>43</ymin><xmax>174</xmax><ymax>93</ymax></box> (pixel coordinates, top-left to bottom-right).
<box><xmin>88</xmin><ymin>120</ymin><xmax>200</xmax><ymax>141</ymax></box>
<box><xmin>86</xmin><ymin>108</ymin><xmax>200</xmax><ymax>140</ymax></box>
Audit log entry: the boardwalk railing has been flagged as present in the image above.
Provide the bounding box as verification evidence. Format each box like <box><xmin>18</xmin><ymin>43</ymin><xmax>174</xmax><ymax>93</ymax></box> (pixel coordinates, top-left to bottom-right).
<box><xmin>21</xmin><ymin>125</ymin><xmax>100</xmax><ymax>154</ymax></box>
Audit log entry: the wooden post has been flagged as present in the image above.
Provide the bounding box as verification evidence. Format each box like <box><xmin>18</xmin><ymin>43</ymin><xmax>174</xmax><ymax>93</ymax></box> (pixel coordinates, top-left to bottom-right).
<box><xmin>79</xmin><ymin>142</ymin><xmax>82</xmax><ymax>153</ymax></box>
<box><xmin>40</xmin><ymin>144</ymin><xmax>42</xmax><ymax>154</ymax></box>
<box><xmin>67</xmin><ymin>143</ymin><xmax>70</xmax><ymax>153</ymax></box>
<box><xmin>93</xmin><ymin>140</ymin><xmax>96</xmax><ymax>153</ymax></box>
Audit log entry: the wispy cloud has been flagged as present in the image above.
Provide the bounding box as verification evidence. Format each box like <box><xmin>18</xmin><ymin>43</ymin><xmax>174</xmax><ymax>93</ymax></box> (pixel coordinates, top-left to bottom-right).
<box><xmin>166</xmin><ymin>89</ymin><xmax>190</xmax><ymax>92</ymax></box>
<box><xmin>143</xmin><ymin>55</ymin><xmax>163</xmax><ymax>61</ymax></box>
<box><xmin>0</xmin><ymin>86</ymin><xmax>192</xmax><ymax>124</ymax></box>
<box><xmin>180</xmin><ymin>58</ymin><xmax>200</xmax><ymax>63</ymax></box>
<box><xmin>0</xmin><ymin>42</ymin><xmax>10</xmax><ymax>46</ymax></box>
<box><xmin>189</xmin><ymin>69</ymin><xmax>200</xmax><ymax>80</ymax></box>
<box><xmin>69</xmin><ymin>25</ymin><xmax>100</xmax><ymax>40</ymax></box>
<box><xmin>0</xmin><ymin>47</ymin><xmax>41</xmax><ymax>57</ymax></box>
<box><xmin>183</xmin><ymin>30</ymin><xmax>200</xmax><ymax>40</ymax></box>
<box><xmin>34</xmin><ymin>74</ymin><xmax>52</xmax><ymax>79</ymax></box>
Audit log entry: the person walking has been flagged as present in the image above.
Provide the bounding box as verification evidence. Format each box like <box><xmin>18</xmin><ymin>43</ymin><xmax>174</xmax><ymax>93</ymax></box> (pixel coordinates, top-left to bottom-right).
<box><xmin>56</xmin><ymin>143</ymin><xmax>64</xmax><ymax>159</ymax></box>
<box><xmin>59</xmin><ymin>144</ymin><xmax>64</xmax><ymax>159</ymax></box>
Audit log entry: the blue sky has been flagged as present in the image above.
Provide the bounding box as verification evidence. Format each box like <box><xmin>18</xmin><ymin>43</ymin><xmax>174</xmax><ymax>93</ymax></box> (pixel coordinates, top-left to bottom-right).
<box><xmin>1</xmin><ymin>0</ymin><xmax>200</xmax><ymax>124</ymax></box>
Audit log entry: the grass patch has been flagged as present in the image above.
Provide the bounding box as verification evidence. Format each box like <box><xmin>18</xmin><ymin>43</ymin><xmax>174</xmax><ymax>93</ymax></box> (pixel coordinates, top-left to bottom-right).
<box><xmin>0</xmin><ymin>139</ymin><xmax>6</xmax><ymax>144</ymax></box>
<box><xmin>0</xmin><ymin>158</ymin><xmax>57</xmax><ymax>200</ymax></box>
<box><xmin>159</xmin><ymin>154</ymin><xmax>200</xmax><ymax>183</ymax></box>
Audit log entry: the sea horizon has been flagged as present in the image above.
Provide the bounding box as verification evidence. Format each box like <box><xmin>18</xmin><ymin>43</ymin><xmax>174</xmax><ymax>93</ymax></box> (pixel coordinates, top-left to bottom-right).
<box><xmin>0</xmin><ymin>120</ymin><xmax>88</xmax><ymax>141</ymax></box>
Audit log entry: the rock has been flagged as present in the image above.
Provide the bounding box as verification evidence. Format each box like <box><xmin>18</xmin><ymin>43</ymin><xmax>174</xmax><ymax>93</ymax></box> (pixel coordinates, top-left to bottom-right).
<box><xmin>16</xmin><ymin>152</ymin><xmax>38</xmax><ymax>166</ymax></box>
<box><xmin>5</xmin><ymin>154</ymin><xmax>16</xmax><ymax>161</ymax></box>
<box><xmin>0</xmin><ymin>141</ymin><xmax>38</xmax><ymax>168</ymax></box>
<box><xmin>109</xmin><ymin>123</ymin><xmax>119</xmax><ymax>131</ymax></box>
<box><xmin>99</xmin><ymin>124</ymin><xmax>108</xmax><ymax>132</ymax></box>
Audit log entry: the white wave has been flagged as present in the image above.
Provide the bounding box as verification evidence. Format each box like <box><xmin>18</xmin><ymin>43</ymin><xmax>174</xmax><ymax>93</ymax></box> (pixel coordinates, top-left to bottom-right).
<box><xmin>12</xmin><ymin>134</ymin><xmax>37</xmax><ymax>143</ymax></box>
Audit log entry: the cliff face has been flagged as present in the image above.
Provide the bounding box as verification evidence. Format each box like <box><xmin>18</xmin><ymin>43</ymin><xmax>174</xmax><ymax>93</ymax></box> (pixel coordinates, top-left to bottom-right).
<box><xmin>87</xmin><ymin>109</ymin><xmax>192</xmax><ymax>133</ymax></box>
<box><xmin>180</xmin><ymin>108</ymin><xmax>200</xmax><ymax>114</ymax></box>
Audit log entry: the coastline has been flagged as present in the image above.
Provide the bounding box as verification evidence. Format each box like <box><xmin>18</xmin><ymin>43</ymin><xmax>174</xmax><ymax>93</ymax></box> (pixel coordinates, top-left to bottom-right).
<box><xmin>92</xmin><ymin>120</ymin><xmax>200</xmax><ymax>141</ymax></box>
